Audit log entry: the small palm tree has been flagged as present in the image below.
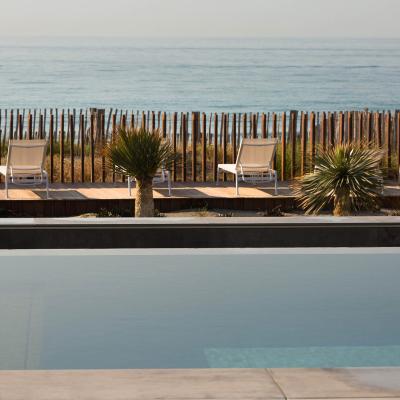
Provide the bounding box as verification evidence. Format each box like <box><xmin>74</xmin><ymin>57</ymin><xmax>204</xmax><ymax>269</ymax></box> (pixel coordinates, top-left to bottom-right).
<box><xmin>294</xmin><ymin>144</ymin><xmax>383</xmax><ymax>216</ymax></box>
<box><xmin>106</xmin><ymin>127</ymin><xmax>176</xmax><ymax>217</ymax></box>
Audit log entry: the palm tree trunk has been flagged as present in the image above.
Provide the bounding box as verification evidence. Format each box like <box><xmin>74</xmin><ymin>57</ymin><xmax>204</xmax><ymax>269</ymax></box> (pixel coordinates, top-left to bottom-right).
<box><xmin>135</xmin><ymin>179</ymin><xmax>154</xmax><ymax>217</ymax></box>
<box><xmin>334</xmin><ymin>188</ymin><xmax>351</xmax><ymax>216</ymax></box>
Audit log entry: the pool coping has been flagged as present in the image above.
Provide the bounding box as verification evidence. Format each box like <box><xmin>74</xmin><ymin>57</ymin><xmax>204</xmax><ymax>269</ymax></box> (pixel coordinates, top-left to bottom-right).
<box><xmin>1</xmin><ymin>215</ymin><xmax>400</xmax><ymax>225</ymax></box>
<box><xmin>0</xmin><ymin>216</ymin><xmax>400</xmax><ymax>248</ymax></box>
<box><xmin>1</xmin><ymin>368</ymin><xmax>399</xmax><ymax>399</ymax></box>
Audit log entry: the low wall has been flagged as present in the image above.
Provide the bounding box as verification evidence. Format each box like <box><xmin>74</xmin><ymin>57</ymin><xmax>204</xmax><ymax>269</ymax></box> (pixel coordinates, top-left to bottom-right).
<box><xmin>0</xmin><ymin>217</ymin><xmax>399</xmax><ymax>249</ymax></box>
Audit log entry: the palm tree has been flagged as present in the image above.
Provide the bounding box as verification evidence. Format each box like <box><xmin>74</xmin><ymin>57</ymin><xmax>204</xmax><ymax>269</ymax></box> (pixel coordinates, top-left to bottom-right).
<box><xmin>106</xmin><ymin>127</ymin><xmax>176</xmax><ymax>217</ymax></box>
<box><xmin>294</xmin><ymin>144</ymin><xmax>383</xmax><ymax>216</ymax></box>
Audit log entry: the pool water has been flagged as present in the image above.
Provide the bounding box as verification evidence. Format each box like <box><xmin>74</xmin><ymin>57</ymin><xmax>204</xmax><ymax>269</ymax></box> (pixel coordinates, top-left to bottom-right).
<box><xmin>0</xmin><ymin>249</ymin><xmax>399</xmax><ymax>370</ymax></box>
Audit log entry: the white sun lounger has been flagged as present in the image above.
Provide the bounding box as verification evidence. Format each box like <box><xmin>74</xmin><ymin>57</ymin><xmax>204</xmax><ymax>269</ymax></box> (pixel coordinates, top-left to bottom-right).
<box><xmin>0</xmin><ymin>139</ymin><xmax>49</xmax><ymax>199</ymax></box>
<box><xmin>217</xmin><ymin>138</ymin><xmax>278</xmax><ymax>196</ymax></box>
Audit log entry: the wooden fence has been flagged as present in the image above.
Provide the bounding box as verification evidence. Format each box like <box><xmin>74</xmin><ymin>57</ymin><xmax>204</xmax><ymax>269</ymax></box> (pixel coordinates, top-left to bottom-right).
<box><xmin>0</xmin><ymin>108</ymin><xmax>399</xmax><ymax>183</ymax></box>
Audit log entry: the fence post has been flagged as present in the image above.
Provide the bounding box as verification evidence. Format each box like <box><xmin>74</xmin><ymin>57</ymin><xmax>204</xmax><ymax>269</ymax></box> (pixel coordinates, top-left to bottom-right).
<box><xmin>9</xmin><ymin>110</ymin><xmax>14</xmax><ymax>140</ymax></box>
<box><xmin>232</xmin><ymin>113</ymin><xmax>237</xmax><ymax>164</ymax></box>
<box><xmin>172</xmin><ymin>112</ymin><xmax>177</xmax><ymax>182</ymax></box>
<box><xmin>38</xmin><ymin>113</ymin><xmax>44</xmax><ymax>139</ymax></box>
<box><xmin>49</xmin><ymin>113</ymin><xmax>54</xmax><ymax>183</ymax></box>
<box><xmin>272</xmin><ymin>113</ymin><xmax>277</xmax><ymax>170</ymax></box>
<box><xmin>385</xmin><ymin>111</ymin><xmax>392</xmax><ymax>174</ymax></box>
<box><xmin>309</xmin><ymin>112</ymin><xmax>316</xmax><ymax>172</ymax></box>
<box><xmin>90</xmin><ymin>112</ymin><xmax>95</xmax><ymax>183</ymax></box>
<box><xmin>347</xmin><ymin>112</ymin><xmax>353</xmax><ymax>144</ymax></box>
<box><xmin>161</xmin><ymin>112</ymin><xmax>167</xmax><ymax>138</ymax></box>
<box><xmin>201</xmin><ymin>112</ymin><xmax>207</xmax><ymax>182</ymax></box>
<box><xmin>376</xmin><ymin>112</ymin><xmax>382</xmax><ymax>147</ymax></box>
<box><xmin>18</xmin><ymin>114</ymin><xmax>23</xmax><ymax>140</ymax></box>
<box><xmin>261</xmin><ymin>113</ymin><xmax>267</xmax><ymax>138</ymax></box>
<box><xmin>251</xmin><ymin>113</ymin><xmax>257</xmax><ymax>138</ymax></box>
<box><xmin>151</xmin><ymin>111</ymin><xmax>156</xmax><ymax>132</ymax></box>
<box><xmin>141</xmin><ymin>111</ymin><xmax>146</xmax><ymax>130</ymax></box>
<box><xmin>320</xmin><ymin>112</ymin><xmax>327</xmax><ymax>151</ymax></box>
<box><xmin>338</xmin><ymin>112</ymin><xmax>344</xmax><ymax>145</ymax></box>
<box><xmin>290</xmin><ymin>110</ymin><xmax>297</xmax><ymax>179</ymax></box>
<box><xmin>80</xmin><ymin>114</ymin><xmax>85</xmax><ymax>183</ymax></box>
<box><xmin>182</xmin><ymin>113</ymin><xmax>187</xmax><ymax>182</ymax></box>
<box><xmin>60</xmin><ymin>111</ymin><xmax>65</xmax><ymax>183</ymax></box>
<box><xmin>101</xmin><ymin>113</ymin><xmax>106</xmax><ymax>183</ymax></box>
<box><xmin>70</xmin><ymin>114</ymin><xmax>75</xmax><ymax>183</ymax></box>
<box><xmin>213</xmin><ymin>113</ymin><xmax>218</xmax><ymax>182</ymax></box>
<box><xmin>191</xmin><ymin>112</ymin><xmax>197</xmax><ymax>182</ymax></box>
<box><xmin>359</xmin><ymin>112</ymin><xmax>364</xmax><ymax>143</ymax></box>
<box><xmin>223</xmin><ymin>113</ymin><xmax>228</xmax><ymax>181</ymax></box>
<box><xmin>281</xmin><ymin>112</ymin><xmax>286</xmax><ymax>181</ymax></box>
<box><xmin>130</xmin><ymin>112</ymin><xmax>135</xmax><ymax>129</ymax></box>
<box><xmin>300</xmin><ymin>112</ymin><xmax>308</xmax><ymax>176</ymax></box>
<box><xmin>242</xmin><ymin>113</ymin><xmax>247</xmax><ymax>139</ymax></box>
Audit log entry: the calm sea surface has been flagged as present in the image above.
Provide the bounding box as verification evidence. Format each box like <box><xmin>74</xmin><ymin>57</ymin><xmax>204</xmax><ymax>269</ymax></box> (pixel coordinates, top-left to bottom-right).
<box><xmin>0</xmin><ymin>37</ymin><xmax>399</xmax><ymax>112</ymax></box>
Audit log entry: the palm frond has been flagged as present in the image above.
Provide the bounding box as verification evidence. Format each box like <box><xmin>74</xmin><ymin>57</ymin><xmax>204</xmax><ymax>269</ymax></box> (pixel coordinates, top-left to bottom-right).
<box><xmin>105</xmin><ymin>127</ymin><xmax>177</xmax><ymax>182</ymax></box>
<box><xmin>294</xmin><ymin>144</ymin><xmax>384</xmax><ymax>215</ymax></box>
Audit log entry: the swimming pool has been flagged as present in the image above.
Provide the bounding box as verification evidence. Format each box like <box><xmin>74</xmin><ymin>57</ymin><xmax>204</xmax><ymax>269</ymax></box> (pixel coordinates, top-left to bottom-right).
<box><xmin>1</xmin><ymin>248</ymin><xmax>399</xmax><ymax>370</ymax></box>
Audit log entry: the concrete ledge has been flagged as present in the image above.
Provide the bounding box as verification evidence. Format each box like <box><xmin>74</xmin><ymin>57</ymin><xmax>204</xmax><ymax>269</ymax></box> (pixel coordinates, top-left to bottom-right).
<box><xmin>0</xmin><ymin>217</ymin><xmax>399</xmax><ymax>249</ymax></box>
<box><xmin>0</xmin><ymin>368</ymin><xmax>399</xmax><ymax>400</ymax></box>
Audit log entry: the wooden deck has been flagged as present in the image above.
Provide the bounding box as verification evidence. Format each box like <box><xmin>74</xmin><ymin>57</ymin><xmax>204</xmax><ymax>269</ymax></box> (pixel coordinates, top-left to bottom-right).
<box><xmin>0</xmin><ymin>182</ymin><xmax>399</xmax><ymax>217</ymax></box>
<box><xmin>0</xmin><ymin>181</ymin><xmax>293</xmax><ymax>201</ymax></box>
<box><xmin>1</xmin><ymin>181</ymin><xmax>399</xmax><ymax>200</ymax></box>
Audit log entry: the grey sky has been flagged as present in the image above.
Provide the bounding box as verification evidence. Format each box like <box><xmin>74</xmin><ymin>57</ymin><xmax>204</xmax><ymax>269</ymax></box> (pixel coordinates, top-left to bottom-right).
<box><xmin>1</xmin><ymin>0</ymin><xmax>399</xmax><ymax>38</ymax></box>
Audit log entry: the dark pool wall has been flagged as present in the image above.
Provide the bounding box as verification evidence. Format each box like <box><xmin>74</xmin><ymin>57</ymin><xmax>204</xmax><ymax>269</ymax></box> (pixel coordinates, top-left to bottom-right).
<box><xmin>0</xmin><ymin>218</ymin><xmax>399</xmax><ymax>249</ymax></box>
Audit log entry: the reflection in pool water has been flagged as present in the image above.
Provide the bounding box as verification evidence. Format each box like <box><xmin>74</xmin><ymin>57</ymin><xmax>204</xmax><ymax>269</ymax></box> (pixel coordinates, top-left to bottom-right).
<box><xmin>0</xmin><ymin>249</ymin><xmax>399</xmax><ymax>370</ymax></box>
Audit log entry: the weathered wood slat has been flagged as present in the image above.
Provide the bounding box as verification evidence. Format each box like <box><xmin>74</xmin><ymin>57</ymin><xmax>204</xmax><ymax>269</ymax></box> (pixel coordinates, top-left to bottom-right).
<box><xmin>90</xmin><ymin>113</ymin><xmax>95</xmax><ymax>183</ymax></box>
<box><xmin>213</xmin><ymin>113</ymin><xmax>218</xmax><ymax>182</ymax></box>
<box><xmin>309</xmin><ymin>112</ymin><xmax>316</xmax><ymax>172</ymax></box>
<box><xmin>70</xmin><ymin>114</ymin><xmax>75</xmax><ymax>183</ymax></box>
<box><xmin>49</xmin><ymin>113</ymin><xmax>54</xmax><ymax>183</ymax></box>
<box><xmin>80</xmin><ymin>114</ymin><xmax>85</xmax><ymax>183</ymax></box>
<box><xmin>261</xmin><ymin>113</ymin><xmax>267</xmax><ymax>139</ymax></box>
<box><xmin>290</xmin><ymin>111</ymin><xmax>297</xmax><ymax>179</ymax></box>
<box><xmin>385</xmin><ymin>112</ymin><xmax>392</xmax><ymax>171</ymax></box>
<box><xmin>172</xmin><ymin>112</ymin><xmax>178</xmax><ymax>182</ymax></box>
<box><xmin>182</xmin><ymin>113</ymin><xmax>187</xmax><ymax>182</ymax></box>
<box><xmin>232</xmin><ymin>113</ymin><xmax>237</xmax><ymax>164</ymax></box>
<box><xmin>201</xmin><ymin>112</ymin><xmax>207</xmax><ymax>182</ymax></box>
<box><xmin>281</xmin><ymin>112</ymin><xmax>286</xmax><ymax>181</ymax></box>
<box><xmin>191</xmin><ymin>112</ymin><xmax>197</xmax><ymax>182</ymax></box>
<box><xmin>300</xmin><ymin>112</ymin><xmax>308</xmax><ymax>176</ymax></box>
<box><xmin>60</xmin><ymin>111</ymin><xmax>65</xmax><ymax>183</ymax></box>
<box><xmin>101</xmin><ymin>113</ymin><xmax>106</xmax><ymax>183</ymax></box>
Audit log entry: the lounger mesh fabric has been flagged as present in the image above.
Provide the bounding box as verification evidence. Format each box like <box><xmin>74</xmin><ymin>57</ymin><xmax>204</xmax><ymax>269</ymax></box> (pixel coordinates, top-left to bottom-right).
<box><xmin>237</xmin><ymin>139</ymin><xmax>277</xmax><ymax>172</ymax></box>
<box><xmin>7</xmin><ymin>140</ymin><xmax>47</xmax><ymax>176</ymax></box>
<box><xmin>0</xmin><ymin>140</ymin><xmax>49</xmax><ymax>199</ymax></box>
<box><xmin>217</xmin><ymin>138</ymin><xmax>278</xmax><ymax>195</ymax></box>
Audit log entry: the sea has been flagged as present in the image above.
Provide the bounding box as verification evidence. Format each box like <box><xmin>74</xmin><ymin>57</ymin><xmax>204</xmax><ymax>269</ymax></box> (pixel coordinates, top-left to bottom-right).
<box><xmin>0</xmin><ymin>37</ymin><xmax>399</xmax><ymax>112</ymax></box>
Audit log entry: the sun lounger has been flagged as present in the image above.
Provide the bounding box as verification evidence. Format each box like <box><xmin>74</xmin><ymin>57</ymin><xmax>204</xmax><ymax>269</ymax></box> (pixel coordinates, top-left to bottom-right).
<box><xmin>217</xmin><ymin>138</ymin><xmax>278</xmax><ymax>195</ymax></box>
<box><xmin>0</xmin><ymin>139</ymin><xmax>49</xmax><ymax>199</ymax></box>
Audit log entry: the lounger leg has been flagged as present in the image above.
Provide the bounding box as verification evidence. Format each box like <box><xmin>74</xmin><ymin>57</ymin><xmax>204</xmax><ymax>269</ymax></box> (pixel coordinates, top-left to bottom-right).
<box><xmin>167</xmin><ymin>173</ymin><xmax>172</xmax><ymax>197</ymax></box>
<box><xmin>235</xmin><ymin>173</ymin><xmax>239</xmax><ymax>196</ymax></box>
<box><xmin>274</xmin><ymin>173</ymin><xmax>278</xmax><ymax>196</ymax></box>
<box><xmin>128</xmin><ymin>177</ymin><xmax>132</xmax><ymax>197</ymax></box>
<box><xmin>46</xmin><ymin>176</ymin><xmax>49</xmax><ymax>199</ymax></box>
<box><xmin>5</xmin><ymin>177</ymin><xmax>8</xmax><ymax>199</ymax></box>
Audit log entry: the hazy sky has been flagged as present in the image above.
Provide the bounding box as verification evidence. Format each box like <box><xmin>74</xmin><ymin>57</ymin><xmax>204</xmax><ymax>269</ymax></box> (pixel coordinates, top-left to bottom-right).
<box><xmin>1</xmin><ymin>0</ymin><xmax>400</xmax><ymax>38</ymax></box>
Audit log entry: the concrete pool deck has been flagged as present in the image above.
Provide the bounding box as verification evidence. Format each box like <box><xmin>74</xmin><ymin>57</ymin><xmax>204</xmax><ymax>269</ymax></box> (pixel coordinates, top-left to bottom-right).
<box><xmin>1</xmin><ymin>368</ymin><xmax>400</xmax><ymax>399</ymax></box>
